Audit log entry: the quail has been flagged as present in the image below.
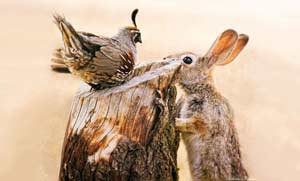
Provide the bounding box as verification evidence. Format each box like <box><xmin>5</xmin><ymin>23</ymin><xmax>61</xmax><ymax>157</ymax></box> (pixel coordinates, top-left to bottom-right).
<box><xmin>52</xmin><ymin>9</ymin><xmax>142</xmax><ymax>89</ymax></box>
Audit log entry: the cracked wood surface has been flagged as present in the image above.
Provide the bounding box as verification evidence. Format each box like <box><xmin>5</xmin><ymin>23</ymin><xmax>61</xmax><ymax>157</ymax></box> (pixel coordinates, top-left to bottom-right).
<box><xmin>59</xmin><ymin>60</ymin><xmax>181</xmax><ymax>181</ymax></box>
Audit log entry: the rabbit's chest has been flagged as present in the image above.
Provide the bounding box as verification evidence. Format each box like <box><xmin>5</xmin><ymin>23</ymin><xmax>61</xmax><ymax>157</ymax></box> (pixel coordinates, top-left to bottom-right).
<box><xmin>180</xmin><ymin>96</ymin><xmax>206</xmax><ymax>119</ymax></box>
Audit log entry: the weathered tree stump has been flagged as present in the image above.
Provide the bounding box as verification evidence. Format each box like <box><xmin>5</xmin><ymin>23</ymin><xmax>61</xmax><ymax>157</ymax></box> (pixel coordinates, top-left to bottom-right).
<box><xmin>59</xmin><ymin>60</ymin><xmax>181</xmax><ymax>181</ymax></box>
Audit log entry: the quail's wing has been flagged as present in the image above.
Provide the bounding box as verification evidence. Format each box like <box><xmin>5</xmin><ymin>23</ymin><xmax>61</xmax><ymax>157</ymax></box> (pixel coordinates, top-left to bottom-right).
<box><xmin>88</xmin><ymin>39</ymin><xmax>135</xmax><ymax>82</ymax></box>
<box><xmin>78</xmin><ymin>31</ymin><xmax>99</xmax><ymax>38</ymax></box>
<box><xmin>78</xmin><ymin>31</ymin><xmax>114</xmax><ymax>45</ymax></box>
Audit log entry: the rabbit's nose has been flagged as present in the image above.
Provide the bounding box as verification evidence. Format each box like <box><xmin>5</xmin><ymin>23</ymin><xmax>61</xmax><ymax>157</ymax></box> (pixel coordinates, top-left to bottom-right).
<box><xmin>164</xmin><ymin>58</ymin><xmax>176</xmax><ymax>61</ymax></box>
<box><xmin>163</xmin><ymin>57</ymin><xmax>173</xmax><ymax>60</ymax></box>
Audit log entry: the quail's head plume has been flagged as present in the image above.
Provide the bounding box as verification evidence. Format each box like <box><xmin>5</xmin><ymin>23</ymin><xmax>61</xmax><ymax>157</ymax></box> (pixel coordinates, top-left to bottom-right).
<box><xmin>115</xmin><ymin>9</ymin><xmax>142</xmax><ymax>44</ymax></box>
<box><xmin>51</xmin><ymin>9</ymin><xmax>141</xmax><ymax>90</ymax></box>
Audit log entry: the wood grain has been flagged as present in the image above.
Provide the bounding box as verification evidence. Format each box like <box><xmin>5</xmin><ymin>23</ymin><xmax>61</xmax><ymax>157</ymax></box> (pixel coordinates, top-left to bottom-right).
<box><xmin>59</xmin><ymin>60</ymin><xmax>181</xmax><ymax>180</ymax></box>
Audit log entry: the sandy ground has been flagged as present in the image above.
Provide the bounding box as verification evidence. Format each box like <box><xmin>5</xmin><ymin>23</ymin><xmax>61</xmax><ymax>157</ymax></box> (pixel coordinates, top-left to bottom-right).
<box><xmin>0</xmin><ymin>0</ymin><xmax>300</xmax><ymax>180</ymax></box>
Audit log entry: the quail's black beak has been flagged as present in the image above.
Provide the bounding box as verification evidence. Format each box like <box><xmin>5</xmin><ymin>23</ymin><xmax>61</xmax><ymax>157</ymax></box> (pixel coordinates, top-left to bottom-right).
<box><xmin>137</xmin><ymin>35</ymin><xmax>142</xmax><ymax>43</ymax></box>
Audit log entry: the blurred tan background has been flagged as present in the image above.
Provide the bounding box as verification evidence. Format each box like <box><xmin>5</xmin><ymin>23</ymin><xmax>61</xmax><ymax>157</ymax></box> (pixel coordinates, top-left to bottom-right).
<box><xmin>1</xmin><ymin>0</ymin><xmax>300</xmax><ymax>180</ymax></box>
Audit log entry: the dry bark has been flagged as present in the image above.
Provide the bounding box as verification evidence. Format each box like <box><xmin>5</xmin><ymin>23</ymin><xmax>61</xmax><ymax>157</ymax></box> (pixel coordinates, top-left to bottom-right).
<box><xmin>59</xmin><ymin>60</ymin><xmax>181</xmax><ymax>181</ymax></box>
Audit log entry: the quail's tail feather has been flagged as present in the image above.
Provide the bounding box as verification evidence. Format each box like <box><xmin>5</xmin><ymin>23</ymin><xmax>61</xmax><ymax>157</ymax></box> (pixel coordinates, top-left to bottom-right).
<box><xmin>51</xmin><ymin>64</ymin><xmax>70</xmax><ymax>73</ymax></box>
<box><xmin>52</xmin><ymin>14</ymin><xmax>91</xmax><ymax>73</ymax></box>
<box><xmin>53</xmin><ymin>14</ymin><xmax>85</xmax><ymax>55</ymax></box>
<box><xmin>50</xmin><ymin>48</ymin><xmax>70</xmax><ymax>73</ymax></box>
<box><xmin>51</xmin><ymin>48</ymin><xmax>65</xmax><ymax>64</ymax></box>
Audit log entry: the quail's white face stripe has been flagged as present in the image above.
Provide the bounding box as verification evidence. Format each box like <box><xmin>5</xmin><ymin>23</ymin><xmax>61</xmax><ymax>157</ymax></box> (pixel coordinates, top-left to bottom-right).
<box><xmin>130</xmin><ymin>30</ymin><xmax>140</xmax><ymax>33</ymax></box>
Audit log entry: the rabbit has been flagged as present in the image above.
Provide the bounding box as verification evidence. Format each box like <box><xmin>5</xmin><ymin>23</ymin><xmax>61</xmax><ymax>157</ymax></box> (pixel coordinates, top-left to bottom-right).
<box><xmin>164</xmin><ymin>29</ymin><xmax>249</xmax><ymax>180</ymax></box>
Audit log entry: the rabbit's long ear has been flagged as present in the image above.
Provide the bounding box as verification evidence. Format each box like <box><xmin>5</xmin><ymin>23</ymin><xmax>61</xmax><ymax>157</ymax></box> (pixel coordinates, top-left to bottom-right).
<box><xmin>203</xmin><ymin>29</ymin><xmax>238</xmax><ymax>68</ymax></box>
<box><xmin>216</xmin><ymin>34</ymin><xmax>249</xmax><ymax>66</ymax></box>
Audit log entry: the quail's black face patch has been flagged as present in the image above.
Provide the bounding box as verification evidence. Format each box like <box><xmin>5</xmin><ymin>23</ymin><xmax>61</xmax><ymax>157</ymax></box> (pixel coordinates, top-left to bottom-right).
<box><xmin>132</xmin><ymin>31</ymin><xmax>142</xmax><ymax>43</ymax></box>
<box><xmin>183</xmin><ymin>56</ymin><xmax>193</xmax><ymax>64</ymax></box>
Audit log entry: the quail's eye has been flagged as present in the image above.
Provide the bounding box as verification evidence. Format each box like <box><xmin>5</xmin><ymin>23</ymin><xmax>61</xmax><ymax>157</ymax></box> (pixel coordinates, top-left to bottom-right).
<box><xmin>183</xmin><ymin>56</ymin><xmax>193</xmax><ymax>64</ymax></box>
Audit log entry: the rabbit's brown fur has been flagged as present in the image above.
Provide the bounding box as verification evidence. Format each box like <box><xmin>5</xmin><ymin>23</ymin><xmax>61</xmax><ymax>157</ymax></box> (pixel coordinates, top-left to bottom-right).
<box><xmin>177</xmin><ymin>80</ymin><xmax>248</xmax><ymax>180</ymax></box>
<box><xmin>167</xmin><ymin>30</ymin><xmax>249</xmax><ymax>180</ymax></box>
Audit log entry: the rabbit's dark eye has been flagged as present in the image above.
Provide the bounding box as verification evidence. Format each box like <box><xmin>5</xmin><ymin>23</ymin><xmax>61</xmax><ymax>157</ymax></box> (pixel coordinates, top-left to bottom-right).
<box><xmin>183</xmin><ymin>56</ymin><xmax>193</xmax><ymax>64</ymax></box>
